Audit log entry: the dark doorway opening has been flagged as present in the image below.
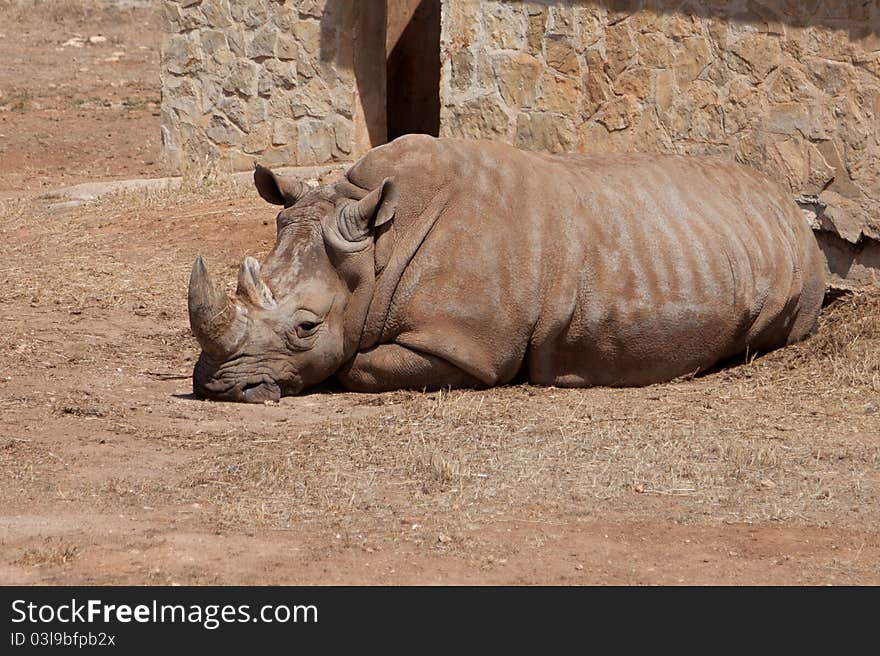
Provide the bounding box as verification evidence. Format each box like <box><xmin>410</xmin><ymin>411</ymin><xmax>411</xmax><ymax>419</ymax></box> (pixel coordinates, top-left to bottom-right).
<box><xmin>386</xmin><ymin>0</ymin><xmax>440</xmax><ymax>141</ymax></box>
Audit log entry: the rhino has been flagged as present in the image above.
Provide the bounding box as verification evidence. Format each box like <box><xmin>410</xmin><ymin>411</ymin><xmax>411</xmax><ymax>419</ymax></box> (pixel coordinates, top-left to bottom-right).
<box><xmin>188</xmin><ymin>135</ymin><xmax>825</xmax><ymax>403</ymax></box>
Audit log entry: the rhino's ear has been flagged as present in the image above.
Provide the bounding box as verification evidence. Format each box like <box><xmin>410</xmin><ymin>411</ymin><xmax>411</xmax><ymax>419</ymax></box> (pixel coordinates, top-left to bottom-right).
<box><xmin>254</xmin><ymin>164</ymin><xmax>305</xmax><ymax>207</ymax></box>
<box><xmin>338</xmin><ymin>177</ymin><xmax>398</xmax><ymax>242</ymax></box>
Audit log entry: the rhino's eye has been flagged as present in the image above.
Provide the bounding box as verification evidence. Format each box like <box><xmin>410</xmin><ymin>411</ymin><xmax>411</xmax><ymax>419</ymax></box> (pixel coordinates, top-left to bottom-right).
<box><xmin>287</xmin><ymin>309</ymin><xmax>324</xmax><ymax>345</ymax></box>
<box><xmin>295</xmin><ymin>320</ymin><xmax>321</xmax><ymax>338</ymax></box>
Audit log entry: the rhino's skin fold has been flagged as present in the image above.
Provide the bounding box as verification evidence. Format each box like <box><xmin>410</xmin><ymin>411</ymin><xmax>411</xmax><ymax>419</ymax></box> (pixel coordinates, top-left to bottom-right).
<box><xmin>188</xmin><ymin>135</ymin><xmax>825</xmax><ymax>402</ymax></box>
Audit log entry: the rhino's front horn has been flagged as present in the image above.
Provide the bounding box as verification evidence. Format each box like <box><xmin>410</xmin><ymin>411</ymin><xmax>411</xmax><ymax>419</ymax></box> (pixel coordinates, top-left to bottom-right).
<box><xmin>188</xmin><ymin>256</ymin><xmax>246</xmax><ymax>360</ymax></box>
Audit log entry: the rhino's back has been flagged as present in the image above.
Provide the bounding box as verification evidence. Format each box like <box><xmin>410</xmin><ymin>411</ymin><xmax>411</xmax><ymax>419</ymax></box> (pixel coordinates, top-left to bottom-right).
<box><xmin>515</xmin><ymin>149</ymin><xmax>823</xmax><ymax>386</ymax></box>
<box><xmin>353</xmin><ymin>137</ymin><xmax>825</xmax><ymax>386</ymax></box>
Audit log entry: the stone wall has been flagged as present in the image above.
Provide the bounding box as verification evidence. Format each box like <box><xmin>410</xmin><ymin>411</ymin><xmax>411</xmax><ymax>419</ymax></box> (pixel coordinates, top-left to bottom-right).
<box><xmin>159</xmin><ymin>0</ymin><xmax>384</xmax><ymax>175</ymax></box>
<box><xmin>159</xmin><ymin>0</ymin><xmax>880</xmax><ymax>279</ymax></box>
<box><xmin>439</xmin><ymin>0</ymin><xmax>880</xmax><ymax>280</ymax></box>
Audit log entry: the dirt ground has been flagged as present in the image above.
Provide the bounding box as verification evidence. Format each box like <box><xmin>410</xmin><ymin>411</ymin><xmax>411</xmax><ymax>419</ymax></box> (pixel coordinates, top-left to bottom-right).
<box><xmin>1</xmin><ymin>2</ymin><xmax>879</xmax><ymax>586</ymax></box>
<box><xmin>0</xmin><ymin>0</ymin><xmax>161</xmax><ymax>199</ymax></box>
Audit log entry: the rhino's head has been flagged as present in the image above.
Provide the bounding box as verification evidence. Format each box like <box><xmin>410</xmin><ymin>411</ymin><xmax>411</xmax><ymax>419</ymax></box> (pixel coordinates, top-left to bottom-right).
<box><xmin>188</xmin><ymin>165</ymin><xmax>396</xmax><ymax>402</ymax></box>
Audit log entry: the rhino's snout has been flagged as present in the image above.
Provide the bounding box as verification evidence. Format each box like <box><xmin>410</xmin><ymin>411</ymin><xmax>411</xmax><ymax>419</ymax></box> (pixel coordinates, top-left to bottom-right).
<box><xmin>193</xmin><ymin>353</ymin><xmax>283</xmax><ymax>404</ymax></box>
<box><xmin>194</xmin><ymin>376</ymin><xmax>282</xmax><ymax>404</ymax></box>
<box><xmin>239</xmin><ymin>380</ymin><xmax>281</xmax><ymax>403</ymax></box>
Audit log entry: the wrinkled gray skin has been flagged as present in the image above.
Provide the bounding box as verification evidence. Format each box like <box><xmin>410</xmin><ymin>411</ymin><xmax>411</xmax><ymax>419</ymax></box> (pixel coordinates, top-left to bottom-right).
<box><xmin>189</xmin><ymin>135</ymin><xmax>825</xmax><ymax>403</ymax></box>
<box><xmin>189</xmin><ymin>163</ymin><xmax>392</xmax><ymax>402</ymax></box>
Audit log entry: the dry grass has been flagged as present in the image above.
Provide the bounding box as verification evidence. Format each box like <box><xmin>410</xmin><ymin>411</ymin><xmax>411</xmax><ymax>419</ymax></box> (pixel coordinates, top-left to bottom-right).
<box><xmin>6</xmin><ymin>190</ymin><xmax>880</xmax><ymax>532</ymax></box>
<box><xmin>95</xmin><ymin>170</ymin><xmax>257</xmax><ymax>211</ymax></box>
<box><xmin>1</xmin><ymin>185</ymin><xmax>878</xmax><ymax>581</ymax></box>
<box><xmin>793</xmin><ymin>292</ymin><xmax>880</xmax><ymax>392</ymax></box>
<box><xmin>16</xmin><ymin>539</ymin><xmax>80</xmax><ymax>568</ymax></box>
<box><xmin>174</xmin><ymin>291</ymin><xmax>880</xmax><ymax>537</ymax></box>
<box><xmin>0</xmin><ymin>181</ymin><xmax>261</xmax><ymax>320</ymax></box>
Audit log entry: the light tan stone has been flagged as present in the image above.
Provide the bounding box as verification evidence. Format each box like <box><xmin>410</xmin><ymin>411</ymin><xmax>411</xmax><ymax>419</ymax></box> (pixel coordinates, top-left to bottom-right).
<box><xmin>598</xmin><ymin>95</ymin><xmax>641</xmax><ymax>132</ymax></box>
<box><xmin>514</xmin><ymin>111</ymin><xmax>576</xmax><ymax>153</ymax></box>
<box><xmin>630</xmin><ymin>109</ymin><xmax>674</xmax><ymax>153</ymax></box>
<box><xmin>226</xmin><ymin>26</ymin><xmax>246</xmax><ymax>57</ymax></box>
<box><xmin>449</xmin><ymin>49</ymin><xmax>474</xmax><ymax>91</ymax></box>
<box><xmin>536</xmin><ymin>70</ymin><xmax>580</xmax><ymax>114</ymax></box>
<box><xmin>765</xmin><ymin>102</ymin><xmax>827</xmax><ymax>141</ymax></box>
<box><xmin>817</xmin><ymin>191</ymin><xmax>867</xmax><ymax>243</ymax></box>
<box><xmin>276</xmin><ymin>33</ymin><xmax>299</xmax><ymax>60</ymax></box>
<box><xmin>296</xmin><ymin>0</ymin><xmax>324</xmax><ymax>20</ymax></box>
<box><xmin>200</xmin><ymin>29</ymin><xmax>232</xmax><ymax>70</ymax></box>
<box><xmin>577</xmin><ymin>120</ymin><xmax>615</xmax><ymax>153</ymax></box>
<box><xmin>763</xmin><ymin>63</ymin><xmax>815</xmax><ymax>103</ymax></box>
<box><xmin>272</xmin><ymin>118</ymin><xmax>297</xmax><ymax>146</ymax></box>
<box><xmin>803</xmin><ymin>23</ymin><xmax>858</xmax><ymax>62</ymax></box>
<box><xmin>293</xmin><ymin>18</ymin><xmax>321</xmax><ymax>56</ymax></box>
<box><xmin>583</xmin><ymin>49</ymin><xmax>611</xmax><ymax>117</ymax></box>
<box><xmin>728</xmin><ymin>32</ymin><xmax>783</xmax><ymax>80</ymax></box>
<box><xmin>297</xmin><ymin>119</ymin><xmax>334</xmax><ymax>165</ymax></box>
<box><xmin>476</xmin><ymin>52</ymin><xmax>496</xmax><ymax>90</ymax></box>
<box><xmin>706</xmin><ymin>17</ymin><xmax>728</xmax><ymax>50</ymax></box>
<box><xmin>441</xmin><ymin>95</ymin><xmax>510</xmax><ymax>140</ymax></box>
<box><xmin>331</xmin><ymin>114</ymin><xmax>353</xmax><ymax>157</ymax></box>
<box><xmin>818</xmin><ymin>140</ymin><xmax>862</xmax><ymax>199</ymax></box>
<box><xmin>672</xmin><ymin>37</ymin><xmax>712</xmax><ymax>84</ymax></box>
<box><xmin>205</xmin><ymin>114</ymin><xmax>242</xmax><ymax>146</ymax></box>
<box><xmin>575</xmin><ymin>6</ymin><xmax>604</xmax><ymax>51</ymax></box>
<box><xmin>636</xmin><ymin>32</ymin><xmax>673</xmax><ymax>68</ymax></box>
<box><xmin>201</xmin><ymin>0</ymin><xmax>232</xmax><ymax>28</ymax></box>
<box><xmin>613</xmin><ymin>67</ymin><xmax>653</xmax><ymax>100</ymax></box>
<box><xmin>291</xmin><ymin>77</ymin><xmax>333</xmax><ymax>119</ymax></box>
<box><xmin>722</xmin><ymin>76</ymin><xmax>759</xmax><ymax>135</ymax></box>
<box><xmin>262</xmin><ymin>59</ymin><xmax>297</xmax><ymax>90</ymax></box>
<box><xmin>849</xmin><ymin>150</ymin><xmax>880</xmax><ymax>200</ymax></box>
<box><xmin>161</xmin><ymin>1</ymin><xmax>182</xmax><ymax>32</ymax></box>
<box><xmin>217</xmin><ymin>94</ymin><xmax>250</xmax><ymax>131</ymax></box>
<box><xmin>548</xmin><ymin>6</ymin><xmax>576</xmax><ymax>36</ymax></box>
<box><xmin>261</xmin><ymin>144</ymin><xmax>298</xmax><ymax>168</ymax></box>
<box><xmin>230</xmin><ymin>0</ymin><xmax>268</xmax><ymax>28</ymax></box>
<box><xmin>221</xmin><ymin>59</ymin><xmax>259</xmax><ymax>98</ymax></box>
<box><xmin>444</xmin><ymin>0</ymin><xmax>480</xmax><ymax>47</ymax></box>
<box><xmin>494</xmin><ymin>53</ymin><xmax>542</xmax><ymax>107</ymax></box>
<box><xmin>801</xmin><ymin>56</ymin><xmax>856</xmax><ymax>97</ymax></box>
<box><xmin>267</xmin><ymin>94</ymin><xmax>292</xmax><ymax>119</ymax></box>
<box><xmin>654</xmin><ymin>68</ymin><xmax>675</xmax><ymax>114</ymax></box>
<box><xmin>806</xmin><ymin>142</ymin><xmax>836</xmax><ymax>195</ymax></box>
<box><xmin>605</xmin><ymin>22</ymin><xmax>636</xmax><ymax>77</ymax></box>
<box><xmin>666</xmin><ymin>14</ymin><xmax>701</xmax><ymax>40</ymax></box>
<box><xmin>272</xmin><ymin>3</ymin><xmax>298</xmax><ymax>31</ymax></box>
<box><xmin>179</xmin><ymin>5</ymin><xmax>207</xmax><ymax>31</ymax></box>
<box><xmin>769</xmin><ymin>137</ymin><xmax>808</xmax><ymax>189</ymax></box>
<box><xmin>244</xmin><ymin>122</ymin><xmax>271</xmax><ymax>154</ymax></box>
<box><xmin>483</xmin><ymin>3</ymin><xmax>525</xmax><ymax>50</ymax></box>
<box><xmin>545</xmin><ymin>36</ymin><xmax>580</xmax><ymax>75</ymax></box>
<box><xmin>525</xmin><ymin>9</ymin><xmax>546</xmax><ymax>55</ymax></box>
<box><xmin>628</xmin><ymin>11</ymin><xmax>662</xmax><ymax>34</ymax></box>
<box><xmin>162</xmin><ymin>33</ymin><xmax>203</xmax><ymax>76</ymax></box>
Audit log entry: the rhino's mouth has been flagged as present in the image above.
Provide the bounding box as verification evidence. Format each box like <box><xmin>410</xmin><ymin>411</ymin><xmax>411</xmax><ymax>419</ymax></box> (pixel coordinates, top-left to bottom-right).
<box><xmin>192</xmin><ymin>353</ymin><xmax>300</xmax><ymax>403</ymax></box>
<box><xmin>238</xmin><ymin>379</ymin><xmax>282</xmax><ymax>403</ymax></box>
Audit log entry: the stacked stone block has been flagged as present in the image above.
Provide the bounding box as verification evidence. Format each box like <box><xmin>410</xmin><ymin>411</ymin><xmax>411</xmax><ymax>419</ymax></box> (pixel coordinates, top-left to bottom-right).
<box><xmin>159</xmin><ymin>0</ymin><xmax>880</xmax><ymax>278</ymax></box>
<box><xmin>160</xmin><ymin>0</ymin><xmax>356</xmax><ymax>175</ymax></box>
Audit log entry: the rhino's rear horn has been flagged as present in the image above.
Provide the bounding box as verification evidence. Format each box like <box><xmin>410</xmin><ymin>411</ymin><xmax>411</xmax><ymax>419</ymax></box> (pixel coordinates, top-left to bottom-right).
<box><xmin>188</xmin><ymin>256</ymin><xmax>246</xmax><ymax>359</ymax></box>
<box><xmin>236</xmin><ymin>256</ymin><xmax>276</xmax><ymax>308</ymax></box>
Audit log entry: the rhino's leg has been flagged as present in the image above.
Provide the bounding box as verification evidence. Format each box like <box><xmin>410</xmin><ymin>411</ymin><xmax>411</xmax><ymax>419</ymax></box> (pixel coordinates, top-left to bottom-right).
<box><xmin>336</xmin><ymin>343</ymin><xmax>482</xmax><ymax>392</ymax></box>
